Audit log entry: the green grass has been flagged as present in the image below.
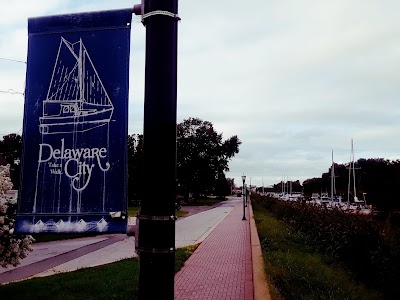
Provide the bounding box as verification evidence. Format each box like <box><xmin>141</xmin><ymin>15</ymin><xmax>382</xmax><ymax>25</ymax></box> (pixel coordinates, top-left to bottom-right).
<box><xmin>183</xmin><ymin>197</ymin><xmax>225</xmax><ymax>206</ymax></box>
<box><xmin>128</xmin><ymin>206</ymin><xmax>188</xmax><ymax>218</ymax></box>
<box><xmin>128</xmin><ymin>206</ymin><xmax>140</xmax><ymax>217</ymax></box>
<box><xmin>176</xmin><ymin>210</ymin><xmax>189</xmax><ymax>218</ymax></box>
<box><xmin>252</xmin><ymin>199</ymin><xmax>383</xmax><ymax>300</ymax></box>
<box><xmin>175</xmin><ymin>243</ymin><xmax>199</xmax><ymax>272</ymax></box>
<box><xmin>0</xmin><ymin>245</ymin><xmax>197</xmax><ymax>299</ymax></box>
<box><xmin>0</xmin><ymin>258</ymin><xmax>139</xmax><ymax>299</ymax></box>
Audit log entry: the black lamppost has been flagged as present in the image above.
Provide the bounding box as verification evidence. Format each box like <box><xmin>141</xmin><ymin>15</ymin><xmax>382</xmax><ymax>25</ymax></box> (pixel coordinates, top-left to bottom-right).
<box><xmin>242</xmin><ymin>174</ymin><xmax>246</xmax><ymax>220</ymax></box>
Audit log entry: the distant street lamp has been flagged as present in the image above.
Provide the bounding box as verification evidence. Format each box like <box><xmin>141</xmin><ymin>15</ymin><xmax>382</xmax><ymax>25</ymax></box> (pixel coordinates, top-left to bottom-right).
<box><xmin>242</xmin><ymin>174</ymin><xmax>246</xmax><ymax>221</ymax></box>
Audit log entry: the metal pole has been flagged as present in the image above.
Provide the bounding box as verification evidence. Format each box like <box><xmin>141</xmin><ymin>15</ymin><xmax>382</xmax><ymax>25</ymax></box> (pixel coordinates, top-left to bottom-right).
<box><xmin>245</xmin><ymin>183</ymin><xmax>247</xmax><ymax>207</ymax></box>
<box><xmin>242</xmin><ymin>179</ymin><xmax>246</xmax><ymax>220</ymax></box>
<box><xmin>138</xmin><ymin>0</ymin><xmax>178</xmax><ymax>299</ymax></box>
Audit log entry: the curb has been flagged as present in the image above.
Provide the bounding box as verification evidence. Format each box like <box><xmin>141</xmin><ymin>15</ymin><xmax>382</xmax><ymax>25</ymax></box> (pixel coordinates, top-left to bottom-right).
<box><xmin>249</xmin><ymin>201</ymin><xmax>271</xmax><ymax>300</ymax></box>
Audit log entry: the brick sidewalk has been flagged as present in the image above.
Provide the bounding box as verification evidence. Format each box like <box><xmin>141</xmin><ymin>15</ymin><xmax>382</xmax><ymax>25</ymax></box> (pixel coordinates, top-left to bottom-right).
<box><xmin>175</xmin><ymin>200</ymin><xmax>253</xmax><ymax>300</ymax></box>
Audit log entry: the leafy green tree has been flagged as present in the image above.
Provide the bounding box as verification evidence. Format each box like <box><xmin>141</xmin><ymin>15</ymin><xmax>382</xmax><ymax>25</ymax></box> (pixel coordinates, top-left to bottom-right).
<box><xmin>176</xmin><ymin>118</ymin><xmax>241</xmax><ymax>200</ymax></box>
<box><xmin>214</xmin><ymin>172</ymin><xmax>232</xmax><ymax>199</ymax></box>
<box><xmin>302</xmin><ymin>177</ymin><xmax>323</xmax><ymax>196</ymax></box>
<box><xmin>0</xmin><ymin>134</ymin><xmax>21</xmax><ymax>164</ymax></box>
<box><xmin>0</xmin><ymin>164</ymin><xmax>34</xmax><ymax>268</ymax></box>
<box><xmin>0</xmin><ymin>134</ymin><xmax>22</xmax><ymax>189</ymax></box>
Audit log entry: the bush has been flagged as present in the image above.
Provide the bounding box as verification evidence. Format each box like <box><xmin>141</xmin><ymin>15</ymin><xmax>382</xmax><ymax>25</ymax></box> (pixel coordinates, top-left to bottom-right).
<box><xmin>254</xmin><ymin>195</ymin><xmax>400</xmax><ymax>298</ymax></box>
<box><xmin>0</xmin><ymin>164</ymin><xmax>34</xmax><ymax>268</ymax></box>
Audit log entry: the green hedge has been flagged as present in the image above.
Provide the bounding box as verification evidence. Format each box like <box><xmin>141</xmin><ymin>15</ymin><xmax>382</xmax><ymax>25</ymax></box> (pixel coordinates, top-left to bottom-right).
<box><xmin>253</xmin><ymin>194</ymin><xmax>400</xmax><ymax>299</ymax></box>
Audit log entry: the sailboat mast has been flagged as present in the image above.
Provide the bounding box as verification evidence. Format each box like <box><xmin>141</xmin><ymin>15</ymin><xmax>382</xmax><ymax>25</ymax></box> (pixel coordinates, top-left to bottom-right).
<box><xmin>262</xmin><ymin>178</ymin><xmax>264</xmax><ymax>194</ymax></box>
<box><xmin>78</xmin><ymin>38</ymin><xmax>84</xmax><ymax>102</ymax></box>
<box><xmin>348</xmin><ymin>140</ymin><xmax>351</xmax><ymax>202</ymax></box>
<box><xmin>352</xmin><ymin>139</ymin><xmax>357</xmax><ymax>200</ymax></box>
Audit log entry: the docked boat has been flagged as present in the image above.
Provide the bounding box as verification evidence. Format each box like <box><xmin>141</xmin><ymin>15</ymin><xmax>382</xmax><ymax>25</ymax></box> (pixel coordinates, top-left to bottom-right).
<box><xmin>346</xmin><ymin>139</ymin><xmax>372</xmax><ymax>215</ymax></box>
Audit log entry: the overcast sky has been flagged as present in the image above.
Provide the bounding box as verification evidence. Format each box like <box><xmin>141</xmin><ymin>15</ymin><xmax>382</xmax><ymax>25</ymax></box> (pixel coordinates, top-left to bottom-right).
<box><xmin>0</xmin><ymin>0</ymin><xmax>399</xmax><ymax>188</ymax></box>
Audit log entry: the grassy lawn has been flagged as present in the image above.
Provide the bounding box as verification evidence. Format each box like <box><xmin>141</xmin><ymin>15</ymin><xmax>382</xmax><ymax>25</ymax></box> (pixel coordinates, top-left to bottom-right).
<box><xmin>128</xmin><ymin>206</ymin><xmax>188</xmax><ymax>218</ymax></box>
<box><xmin>175</xmin><ymin>244</ymin><xmax>199</xmax><ymax>272</ymax></box>
<box><xmin>182</xmin><ymin>197</ymin><xmax>225</xmax><ymax>206</ymax></box>
<box><xmin>128</xmin><ymin>206</ymin><xmax>140</xmax><ymax>216</ymax></box>
<box><xmin>0</xmin><ymin>245</ymin><xmax>198</xmax><ymax>299</ymax></box>
<box><xmin>252</xmin><ymin>199</ymin><xmax>383</xmax><ymax>300</ymax></box>
<box><xmin>176</xmin><ymin>210</ymin><xmax>189</xmax><ymax>218</ymax></box>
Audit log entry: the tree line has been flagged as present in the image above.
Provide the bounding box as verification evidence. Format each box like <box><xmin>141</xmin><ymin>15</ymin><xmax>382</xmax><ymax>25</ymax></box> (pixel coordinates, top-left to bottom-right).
<box><xmin>0</xmin><ymin>117</ymin><xmax>241</xmax><ymax>203</ymax></box>
<box><xmin>302</xmin><ymin>158</ymin><xmax>400</xmax><ymax>210</ymax></box>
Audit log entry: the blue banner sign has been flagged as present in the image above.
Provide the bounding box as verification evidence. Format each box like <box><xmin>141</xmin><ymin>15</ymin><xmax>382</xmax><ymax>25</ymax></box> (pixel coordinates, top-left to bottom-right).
<box><xmin>15</xmin><ymin>9</ymin><xmax>132</xmax><ymax>234</ymax></box>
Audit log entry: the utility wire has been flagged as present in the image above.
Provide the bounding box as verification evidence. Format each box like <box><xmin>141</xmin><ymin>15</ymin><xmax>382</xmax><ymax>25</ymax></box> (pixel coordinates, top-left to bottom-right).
<box><xmin>0</xmin><ymin>89</ymin><xmax>24</xmax><ymax>95</ymax></box>
<box><xmin>0</xmin><ymin>57</ymin><xmax>26</xmax><ymax>95</ymax></box>
<box><xmin>0</xmin><ymin>57</ymin><xmax>26</xmax><ymax>64</ymax></box>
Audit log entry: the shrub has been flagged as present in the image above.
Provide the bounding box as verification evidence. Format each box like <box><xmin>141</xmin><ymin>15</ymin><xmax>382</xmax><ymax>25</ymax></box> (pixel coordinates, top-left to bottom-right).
<box><xmin>0</xmin><ymin>164</ymin><xmax>34</xmax><ymax>268</ymax></box>
<box><xmin>254</xmin><ymin>195</ymin><xmax>400</xmax><ymax>298</ymax></box>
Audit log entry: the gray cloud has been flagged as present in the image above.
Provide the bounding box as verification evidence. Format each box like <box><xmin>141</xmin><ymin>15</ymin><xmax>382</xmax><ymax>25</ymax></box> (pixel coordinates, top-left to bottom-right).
<box><xmin>0</xmin><ymin>0</ymin><xmax>399</xmax><ymax>188</ymax></box>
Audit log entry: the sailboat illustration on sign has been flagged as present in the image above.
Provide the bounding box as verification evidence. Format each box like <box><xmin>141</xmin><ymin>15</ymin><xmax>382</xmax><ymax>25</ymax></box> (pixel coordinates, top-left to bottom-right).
<box><xmin>39</xmin><ymin>37</ymin><xmax>113</xmax><ymax>134</ymax></box>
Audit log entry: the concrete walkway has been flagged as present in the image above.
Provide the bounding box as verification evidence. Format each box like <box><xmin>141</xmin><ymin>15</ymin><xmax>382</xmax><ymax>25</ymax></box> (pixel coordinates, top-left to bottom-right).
<box><xmin>175</xmin><ymin>199</ymin><xmax>237</xmax><ymax>248</ymax></box>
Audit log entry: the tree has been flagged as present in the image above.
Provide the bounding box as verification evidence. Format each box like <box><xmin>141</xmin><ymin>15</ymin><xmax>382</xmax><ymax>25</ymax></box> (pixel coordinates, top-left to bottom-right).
<box><xmin>0</xmin><ymin>134</ymin><xmax>22</xmax><ymax>189</ymax></box>
<box><xmin>177</xmin><ymin>118</ymin><xmax>241</xmax><ymax>200</ymax></box>
<box><xmin>0</xmin><ymin>134</ymin><xmax>21</xmax><ymax>164</ymax></box>
<box><xmin>214</xmin><ymin>172</ymin><xmax>232</xmax><ymax>199</ymax></box>
<box><xmin>0</xmin><ymin>164</ymin><xmax>34</xmax><ymax>268</ymax></box>
<box><xmin>302</xmin><ymin>177</ymin><xmax>323</xmax><ymax>196</ymax></box>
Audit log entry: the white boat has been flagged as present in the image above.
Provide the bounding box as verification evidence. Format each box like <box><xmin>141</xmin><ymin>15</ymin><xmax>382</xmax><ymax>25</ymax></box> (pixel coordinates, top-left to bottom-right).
<box><xmin>307</xmin><ymin>193</ymin><xmax>321</xmax><ymax>205</ymax></box>
<box><xmin>328</xmin><ymin>150</ymin><xmax>348</xmax><ymax>210</ymax></box>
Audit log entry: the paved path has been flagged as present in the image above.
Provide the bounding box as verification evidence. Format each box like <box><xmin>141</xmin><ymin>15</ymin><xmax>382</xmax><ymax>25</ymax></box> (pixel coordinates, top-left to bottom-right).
<box><xmin>176</xmin><ymin>199</ymin><xmax>237</xmax><ymax>247</ymax></box>
<box><xmin>175</xmin><ymin>199</ymin><xmax>254</xmax><ymax>300</ymax></box>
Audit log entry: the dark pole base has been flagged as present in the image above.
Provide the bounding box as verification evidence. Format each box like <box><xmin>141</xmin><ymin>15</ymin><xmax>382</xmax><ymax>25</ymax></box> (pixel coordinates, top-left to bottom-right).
<box><xmin>242</xmin><ymin>216</ymin><xmax>247</xmax><ymax>221</ymax></box>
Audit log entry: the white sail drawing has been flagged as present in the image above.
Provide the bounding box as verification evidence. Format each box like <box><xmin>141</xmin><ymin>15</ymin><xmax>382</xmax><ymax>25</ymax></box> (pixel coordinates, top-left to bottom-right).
<box><xmin>15</xmin><ymin>13</ymin><xmax>130</xmax><ymax>235</ymax></box>
<box><xmin>39</xmin><ymin>37</ymin><xmax>114</xmax><ymax>134</ymax></box>
<box><xmin>31</xmin><ymin>37</ymin><xmax>112</xmax><ymax>222</ymax></box>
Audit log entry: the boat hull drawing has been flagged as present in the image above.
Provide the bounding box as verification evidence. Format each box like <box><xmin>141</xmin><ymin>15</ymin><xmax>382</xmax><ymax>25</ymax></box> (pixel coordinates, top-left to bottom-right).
<box><xmin>39</xmin><ymin>37</ymin><xmax>114</xmax><ymax>135</ymax></box>
<box><xmin>39</xmin><ymin>102</ymin><xmax>113</xmax><ymax>134</ymax></box>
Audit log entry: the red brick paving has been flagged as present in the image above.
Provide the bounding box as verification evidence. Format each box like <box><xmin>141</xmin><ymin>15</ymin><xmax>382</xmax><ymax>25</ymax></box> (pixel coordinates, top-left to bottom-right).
<box><xmin>175</xmin><ymin>201</ymin><xmax>253</xmax><ymax>300</ymax></box>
